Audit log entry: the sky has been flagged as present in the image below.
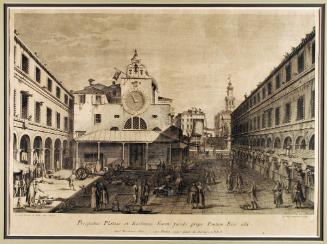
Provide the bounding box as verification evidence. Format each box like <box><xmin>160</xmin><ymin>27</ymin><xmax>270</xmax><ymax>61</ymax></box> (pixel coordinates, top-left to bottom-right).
<box><xmin>13</xmin><ymin>8</ymin><xmax>317</xmax><ymax>127</ymax></box>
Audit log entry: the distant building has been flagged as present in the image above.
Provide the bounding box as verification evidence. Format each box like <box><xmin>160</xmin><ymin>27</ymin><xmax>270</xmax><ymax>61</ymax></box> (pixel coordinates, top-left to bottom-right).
<box><xmin>73</xmin><ymin>50</ymin><xmax>187</xmax><ymax>170</ymax></box>
<box><xmin>174</xmin><ymin>107</ymin><xmax>206</xmax><ymax>156</ymax></box>
<box><xmin>214</xmin><ymin>78</ymin><xmax>235</xmax><ymax>150</ymax></box>
<box><xmin>12</xmin><ymin>32</ymin><xmax>74</xmax><ymax>171</ymax></box>
<box><xmin>231</xmin><ymin>28</ymin><xmax>315</xmax><ymax>204</ymax></box>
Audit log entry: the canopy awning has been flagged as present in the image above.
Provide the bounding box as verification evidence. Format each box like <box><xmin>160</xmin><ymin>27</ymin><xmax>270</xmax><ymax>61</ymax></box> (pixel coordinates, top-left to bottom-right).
<box><xmin>13</xmin><ymin>159</ymin><xmax>32</xmax><ymax>173</ymax></box>
<box><xmin>75</xmin><ymin>130</ymin><xmax>160</xmax><ymax>143</ymax></box>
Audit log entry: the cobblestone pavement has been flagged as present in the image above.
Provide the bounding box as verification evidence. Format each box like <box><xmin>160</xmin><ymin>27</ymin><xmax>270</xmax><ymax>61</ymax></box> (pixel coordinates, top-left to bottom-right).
<box><xmin>63</xmin><ymin>159</ymin><xmax>314</xmax><ymax>214</ymax></box>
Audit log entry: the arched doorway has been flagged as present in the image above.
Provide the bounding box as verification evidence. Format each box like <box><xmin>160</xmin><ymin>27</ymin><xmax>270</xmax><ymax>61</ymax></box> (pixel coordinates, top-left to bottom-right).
<box><xmin>260</xmin><ymin>138</ymin><xmax>265</xmax><ymax>148</ymax></box>
<box><xmin>274</xmin><ymin>137</ymin><xmax>281</xmax><ymax>149</ymax></box>
<box><xmin>266</xmin><ymin>138</ymin><xmax>272</xmax><ymax>148</ymax></box>
<box><xmin>309</xmin><ymin>135</ymin><xmax>314</xmax><ymax>150</ymax></box>
<box><xmin>295</xmin><ymin>136</ymin><xmax>306</xmax><ymax>149</ymax></box>
<box><xmin>13</xmin><ymin>134</ymin><xmax>17</xmax><ymax>160</ymax></box>
<box><xmin>33</xmin><ymin>136</ymin><xmax>42</xmax><ymax>164</ymax></box>
<box><xmin>283</xmin><ymin>137</ymin><xmax>293</xmax><ymax>149</ymax></box>
<box><xmin>20</xmin><ymin>135</ymin><xmax>31</xmax><ymax>164</ymax></box>
<box><xmin>54</xmin><ymin>139</ymin><xmax>61</xmax><ymax>171</ymax></box>
<box><xmin>62</xmin><ymin>140</ymin><xmax>70</xmax><ymax>169</ymax></box>
<box><xmin>44</xmin><ymin>138</ymin><xmax>52</xmax><ymax>170</ymax></box>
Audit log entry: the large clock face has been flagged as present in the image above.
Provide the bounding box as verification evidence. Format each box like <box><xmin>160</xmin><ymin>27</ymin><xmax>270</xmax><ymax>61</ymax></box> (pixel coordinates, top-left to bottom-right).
<box><xmin>124</xmin><ymin>90</ymin><xmax>146</xmax><ymax>113</ymax></box>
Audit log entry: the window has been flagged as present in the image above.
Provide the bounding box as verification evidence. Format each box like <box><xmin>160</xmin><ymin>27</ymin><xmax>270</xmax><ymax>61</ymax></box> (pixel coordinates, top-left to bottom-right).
<box><xmin>69</xmin><ymin>119</ymin><xmax>74</xmax><ymax>133</ymax></box>
<box><xmin>76</xmin><ymin>131</ymin><xmax>86</xmax><ymax>137</ymax></box>
<box><xmin>114</xmin><ymin>115</ymin><xmax>120</xmax><ymax>118</ymax></box>
<box><xmin>124</xmin><ymin>117</ymin><xmax>147</xmax><ymax>130</ymax></box>
<box><xmin>262</xmin><ymin>88</ymin><xmax>266</xmax><ymax>99</ymax></box>
<box><xmin>297</xmin><ymin>96</ymin><xmax>305</xmax><ymax>120</ymax></box>
<box><xmin>95</xmin><ymin>95</ymin><xmax>101</xmax><ymax>104</ymax></box>
<box><xmin>56</xmin><ymin>86</ymin><xmax>61</xmax><ymax>99</ymax></box>
<box><xmin>262</xmin><ymin>113</ymin><xmax>266</xmax><ymax>128</ymax></box>
<box><xmin>14</xmin><ymin>45</ymin><xmax>16</xmax><ymax>64</ymax></box>
<box><xmin>64</xmin><ymin>94</ymin><xmax>68</xmax><ymax>105</ymax></box>
<box><xmin>14</xmin><ymin>89</ymin><xmax>17</xmax><ymax>115</ymax></box>
<box><xmin>267</xmin><ymin>109</ymin><xmax>272</xmax><ymax>127</ymax></box>
<box><xmin>257</xmin><ymin>93</ymin><xmax>260</xmax><ymax>102</ymax></box>
<box><xmin>79</xmin><ymin>95</ymin><xmax>86</xmax><ymax>104</ymax></box>
<box><xmin>286</xmin><ymin>63</ymin><xmax>292</xmax><ymax>82</ymax></box>
<box><xmin>21</xmin><ymin>92</ymin><xmax>29</xmax><ymax>119</ymax></box>
<box><xmin>284</xmin><ymin>103</ymin><xmax>291</xmax><ymax>123</ymax></box>
<box><xmin>267</xmin><ymin>82</ymin><xmax>272</xmax><ymax>95</ymax></box>
<box><xmin>275</xmin><ymin>74</ymin><xmax>281</xmax><ymax>89</ymax></box>
<box><xmin>47</xmin><ymin>78</ymin><xmax>52</xmax><ymax>92</ymax></box>
<box><xmin>56</xmin><ymin>112</ymin><xmax>61</xmax><ymax>129</ymax></box>
<box><xmin>275</xmin><ymin>107</ymin><xmax>280</xmax><ymax>126</ymax></box>
<box><xmin>311</xmin><ymin>90</ymin><xmax>315</xmax><ymax>117</ymax></box>
<box><xmin>257</xmin><ymin>116</ymin><xmax>260</xmax><ymax>129</ymax></box>
<box><xmin>64</xmin><ymin>117</ymin><xmax>68</xmax><ymax>131</ymax></box>
<box><xmin>253</xmin><ymin>96</ymin><xmax>256</xmax><ymax>104</ymax></box>
<box><xmin>46</xmin><ymin>107</ymin><xmax>52</xmax><ymax>126</ymax></box>
<box><xmin>94</xmin><ymin>114</ymin><xmax>101</xmax><ymax>124</ymax></box>
<box><xmin>35</xmin><ymin>67</ymin><xmax>41</xmax><ymax>82</ymax></box>
<box><xmin>69</xmin><ymin>99</ymin><xmax>73</xmax><ymax>109</ymax></box>
<box><xmin>297</xmin><ymin>53</ymin><xmax>304</xmax><ymax>73</ymax></box>
<box><xmin>21</xmin><ymin>54</ymin><xmax>29</xmax><ymax>73</ymax></box>
<box><xmin>110</xmin><ymin>127</ymin><xmax>119</xmax><ymax>131</ymax></box>
<box><xmin>312</xmin><ymin>42</ymin><xmax>315</xmax><ymax>64</ymax></box>
<box><xmin>35</xmin><ymin>102</ymin><xmax>41</xmax><ymax>123</ymax></box>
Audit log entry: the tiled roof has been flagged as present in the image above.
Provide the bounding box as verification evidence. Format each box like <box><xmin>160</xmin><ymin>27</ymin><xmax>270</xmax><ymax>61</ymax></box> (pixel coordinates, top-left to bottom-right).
<box><xmin>73</xmin><ymin>86</ymin><xmax>106</xmax><ymax>94</ymax></box>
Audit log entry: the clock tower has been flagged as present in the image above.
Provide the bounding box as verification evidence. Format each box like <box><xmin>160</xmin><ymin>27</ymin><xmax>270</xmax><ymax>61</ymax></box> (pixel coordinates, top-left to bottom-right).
<box><xmin>121</xmin><ymin>50</ymin><xmax>154</xmax><ymax>115</ymax></box>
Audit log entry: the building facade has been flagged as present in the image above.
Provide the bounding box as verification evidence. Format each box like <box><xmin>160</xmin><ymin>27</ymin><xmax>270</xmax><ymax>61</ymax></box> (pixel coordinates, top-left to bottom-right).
<box><xmin>174</xmin><ymin>107</ymin><xmax>206</xmax><ymax>156</ymax></box>
<box><xmin>214</xmin><ymin>79</ymin><xmax>235</xmax><ymax>150</ymax></box>
<box><xmin>231</xmin><ymin>28</ymin><xmax>316</xmax><ymax>203</ymax></box>
<box><xmin>73</xmin><ymin>50</ymin><xmax>186</xmax><ymax>170</ymax></box>
<box><xmin>11</xmin><ymin>32</ymin><xmax>74</xmax><ymax>171</ymax></box>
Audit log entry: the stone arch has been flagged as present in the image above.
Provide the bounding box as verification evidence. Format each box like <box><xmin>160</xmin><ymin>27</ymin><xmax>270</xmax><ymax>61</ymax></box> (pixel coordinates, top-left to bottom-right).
<box><xmin>44</xmin><ymin>138</ymin><xmax>52</xmax><ymax>170</ymax></box>
<box><xmin>274</xmin><ymin>137</ymin><xmax>281</xmax><ymax>149</ymax></box>
<box><xmin>20</xmin><ymin>134</ymin><xmax>31</xmax><ymax>164</ymax></box>
<box><xmin>295</xmin><ymin>136</ymin><xmax>306</xmax><ymax>149</ymax></box>
<box><xmin>266</xmin><ymin>137</ymin><xmax>272</xmax><ymax>148</ymax></box>
<box><xmin>63</xmin><ymin>140</ymin><xmax>70</xmax><ymax>169</ymax></box>
<box><xmin>124</xmin><ymin>116</ymin><xmax>147</xmax><ymax>130</ymax></box>
<box><xmin>283</xmin><ymin>136</ymin><xmax>293</xmax><ymax>149</ymax></box>
<box><xmin>33</xmin><ymin>136</ymin><xmax>43</xmax><ymax>164</ymax></box>
<box><xmin>260</xmin><ymin>137</ymin><xmax>265</xmax><ymax>148</ymax></box>
<box><xmin>54</xmin><ymin>139</ymin><xmax>62</xmax><ymax>171</ymax></box>
<box><xmin>309</xmin><ymin>135</ymin><xmax>314</xmax><ymax>150</ymax></box>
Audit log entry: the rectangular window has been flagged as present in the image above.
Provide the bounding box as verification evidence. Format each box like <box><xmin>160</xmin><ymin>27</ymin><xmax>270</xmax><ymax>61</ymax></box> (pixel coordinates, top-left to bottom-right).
<box><xmin>14</xmin><ymin>45</ymin><xmax>16</xmax><ymax>64</ymax></box>
<box><xmin>21</xmin><ymin>54</ymin><xmax>29</xmax><ymax>73</ymax></box>
<box><xmin>64</xmin><ymin>94</ymin><xmax>68</xmax><ymax>105</ymax></box>
<box><xmin>262</xmin><ymin>88</ymin><xmax>266</xmax><ymax>99</ymax></box>
<box><xmin>14</xmin><ymin>89</ymin><xmax>17</xmax><ymax>115</ymax></box>
<box><xmin>312</xmin><ymin>42</ymin><xmax>315</xmax><ymax>64</ymax></box>
<box><xmin>95</xmin><ymin>95</ymin><xmax>102</xmax><ymax>104</ymax></box>
<box><xmin>257</xmin><ymin>116</ymin><xmax>260</xmax><ymax>129</ymax></box>
<box><xmin>35</xmin><ymin>102</ymin><xmax>41</xmax><ymax>123</ymax></box>
<box><xmin>275</xmin><ymin>74</ymin><xmax>281</xmax><ymax>89</ymax></box>
<box><xmin>79</xmin><ymin>95</ymin><xmax>86</xmax><ymax>104</ymax></box>
<box><xmin>267</xmin><ymin>82</ymin><xmax>272</xmax><ymax>95</ymax></box>
<box><xmin>297</xmin><ymin>53</ymin><xmax>304</xmax><ymax>74</ymax></box>
<box><xmin>257</xmin><ymin>93</ymin><xmax>260</xmax><ymax>102</ymax></box>
<box><xmin>56</xmin><ymin>86</ymin><xmax>61</xmax><ymax>99</ymax></box>
<box><xmin>311</xmin><ymin>90</ymin><xmax>315</xmax><ymax>117</ymax></box>
<box><xmin>253</xmin><ymin>96</ymin><xmax>256</xmax><ymax>104</ymax></box>
<box><xmin>47</xmin><ymin>78</ymin><xmax>52</xmax><ymax>92</ymax></box>
<box><xmin>286</xmin><ymin>63</ymin><xmax>292</xmax><ymax>82</ymax></box>
<box><xmin>46</xmin><ymin>107</ymin><xmax>52</xmax><ymax>126</ymax></box>
<box><xmin>69</xmin><ymin>119</ymin><xmax>73</xmax><ymax>133</ymax></box>
<box><xmin>64</xmin><ymin>117</ymin><xmax>68</xmax><ymax>131</ymax></box>
<box><xmin>297</xmin><ymin>96</ymin><xmax>305</xmax><ymax>120</ymax></box>
<box><xmin>284</xmin><ymin>103</ymin><xmax>291</xmax><ymax>123</ymax></box>
<box><xmin>262</xmin><ymin>113</ymin><xmax>266</xmax><ymax>128</ymax></box>
<box><xmin>35</xmin><ymin>67</ymin><xmax>41</xmax><ymax>82</ymax></box>
<box><xmin>56</xmin><ymin>112</ymin><xmax>61</xmax><ymax>129</ymax></box>
<box><xmin>94</xmin><ymin>114</ymin><xmax>101</xmax><ymax>124</ymax></box>
<box><xmin>21</xmin><ymin>92</ymin><xmax>29</xmax><ymax>119</ymax></box>
<box><xmin>267</xmin><ymin>109</ymin><xmax>272</xmax><ymax>127</ymax></box>
<box><xmin>275</xmin><ymin>107</ymin><xmax>280</xmax><ymax>126</ymax></box>
<box><xmin>69</xmin><ymin>98</ymin><xmax>73</xmax><ymax>108</ymax></box>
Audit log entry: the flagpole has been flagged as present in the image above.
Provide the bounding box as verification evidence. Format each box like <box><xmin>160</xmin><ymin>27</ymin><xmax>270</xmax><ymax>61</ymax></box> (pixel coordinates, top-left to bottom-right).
<box><xmin>114</xmin><ymin>67</ymin><xmax>129</xmax><ymax>77</ymax></box>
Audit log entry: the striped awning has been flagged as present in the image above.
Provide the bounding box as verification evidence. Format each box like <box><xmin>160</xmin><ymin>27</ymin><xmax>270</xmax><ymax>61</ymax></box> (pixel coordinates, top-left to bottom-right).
<box><xmin>75</xmin><ymin>130</ymin><xmax>164</xmax><ymax>143</ymax></box>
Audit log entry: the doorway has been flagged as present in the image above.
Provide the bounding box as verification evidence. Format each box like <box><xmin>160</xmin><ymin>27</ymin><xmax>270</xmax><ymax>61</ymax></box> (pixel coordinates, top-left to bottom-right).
<box><xmin>129</xmin><ymin>144</ymin><xmax>144</xmax><ymax>169</ymax></box>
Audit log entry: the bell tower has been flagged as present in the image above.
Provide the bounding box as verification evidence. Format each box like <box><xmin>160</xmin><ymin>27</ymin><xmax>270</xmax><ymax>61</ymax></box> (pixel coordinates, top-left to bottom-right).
<box><xmin>225</xmin><ymin>75</ymin><xmax>235</xmax><ymax>111</ymax></box>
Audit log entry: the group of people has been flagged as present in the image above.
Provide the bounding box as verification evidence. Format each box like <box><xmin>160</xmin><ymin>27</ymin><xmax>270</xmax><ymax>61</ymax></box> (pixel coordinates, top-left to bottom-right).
<box><xmin>25</xmin><ymin>179</ymin><xmax>45</xmax><ymax>208</ymax></box>
<box><xmin>226</xmin><ymin>171</ymin><xmax>244</xmax><ymax>193</ymax></box>
<box><xmin>132</xmin><ymin>180</ymin><xmax>151</xmax><ymax>206</ymax></box>
<box><xmin>187</xmin><ymin>182</ymin><xmax>207</xmax><ymax>209</ymax></box>
<box><xmin>90</xmin><ymin>181</ymin><xmax>109</xmax><ymax>211</ymax></box>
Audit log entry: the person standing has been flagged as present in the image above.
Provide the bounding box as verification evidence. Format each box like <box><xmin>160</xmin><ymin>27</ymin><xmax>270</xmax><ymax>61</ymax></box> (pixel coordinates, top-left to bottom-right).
<box><xmin>141</xmin><ymin>180</ymin><xmax>150</xmax><ymax>205</ymax></box>
<box><xmin>26</xmin><ymin>179</ymin><xmax>35</xmax><ymax>207</ymax></box>
<box><xmin>293</xmin><ymin>180</ymin><xmax>305</xmax><ymax>208</ymax></box>
<box><xmin>273</xmin><ymin>180</ymin><xmax>283</xmax><ymax>208</ymax></box>
<box><xmin>227</xmin><ymin>172</ymin><xmax>234</xmax><ymax>192</ymax></box>
<box><xmin>190</xmin><ymin>183</ymin><xmax>199</xmax><ymax>209</ymax></box>
<box><xmin>132</xmin><ymin>181</ymin><xmax>139</xmax><ymax>204</ymax></box>
<box><xmin>68</xmin><ymin>170</ymin><xmax>76</xmax><ymax>191</ymax></box>
<box><xmin>233</xmin><ymin>173</ymin><xmax>244</xmax><ymax>193</ymax></box>
<box><xmin>90</xmin><ymin>183</ymin><xmax>97</xmax><ymax>211</ymax></box>
<box><xmin>197</xmin><ymin>182</ymin><xmax>205</xmax><ymax>209</ymax></box>
<box><xmin>99</xmin><ymin>182</ymin><xmax>109</xmax><ymax>208</ymax></box>
<box><xmin>249</xmin><ymin>181</ymin><xmax>259</xmax><ymax>210</ymax></box>
<box><xmin>95</xmin><ymin>182</ymin><xmax>102</xmax><ymax>211</ymax></box>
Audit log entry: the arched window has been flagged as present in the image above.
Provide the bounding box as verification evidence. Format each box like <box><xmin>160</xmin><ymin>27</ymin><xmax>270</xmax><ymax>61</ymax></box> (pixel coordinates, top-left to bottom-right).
<box><xmin>274</xmin><ymin>137</ymin><xmax>281</xmax><ymax>149</ymax></box>
<box><xmin>260</xmin><ymin>138</ymin><xmax>265</xmax><ymax>147</ymax></box>
<box><xmin>110</xmin><ymin>127</ymin><xmax>119</xmax><ymax>131</ymax></box>
<box><xmin>124</xmin><ymin>117</ymin><xmax>147</xmax><ymax>130</ymax></box>
<box><xmin>295</xmin><ymin>136</ymin><xmax>306</xmax><ymax>149</ymax></box>
<box><xmin>266</xmin><ymin>138</ymin><xmax>272</xmax><ymax>148</ymax></box>
<box><xmin>309</xmin><ymin>135</ymin><xmax>314</xmax><ymax>150</ymax></box>
<box><xmin>283</xmin><ymin>137</ymin><xmax>292</xmax><ymax>149</ymax></box>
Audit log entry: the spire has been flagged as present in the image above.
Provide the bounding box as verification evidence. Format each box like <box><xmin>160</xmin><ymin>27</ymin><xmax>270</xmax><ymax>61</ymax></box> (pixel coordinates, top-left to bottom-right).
<box><xmin>131</xmin><ymin>49</ymin><xmax>139</xmax><ymax>61</ymax></box>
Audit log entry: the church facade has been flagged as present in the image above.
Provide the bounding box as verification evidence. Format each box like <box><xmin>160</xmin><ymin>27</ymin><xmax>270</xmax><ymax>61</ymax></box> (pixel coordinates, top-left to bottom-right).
<box><xmin>73</xmin><ymin>51</ymin><xmax>187</xmax><ymax>170</ymax></box>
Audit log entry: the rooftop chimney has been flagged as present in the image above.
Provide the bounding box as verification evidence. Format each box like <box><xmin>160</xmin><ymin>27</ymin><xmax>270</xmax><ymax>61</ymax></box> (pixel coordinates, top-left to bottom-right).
<box><xmin>88</xmin><ymin>78</ymin><xmax>95</xmax><ymax>86</ymax></box>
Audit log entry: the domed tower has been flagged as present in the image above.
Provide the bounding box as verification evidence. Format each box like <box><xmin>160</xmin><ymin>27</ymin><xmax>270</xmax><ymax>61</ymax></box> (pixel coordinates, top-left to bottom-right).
<box><xmin>225</xmin><ymin>75</ymin><xmax>235</xmax><ymax>111</ymax></box>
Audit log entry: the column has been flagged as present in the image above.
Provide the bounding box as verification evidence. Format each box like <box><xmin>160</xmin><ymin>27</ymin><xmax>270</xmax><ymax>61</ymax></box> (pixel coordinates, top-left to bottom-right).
<box><xmin>122</xmin><ymin>143</ymin><xmax>125</xmax><ymax>167</ymax></box>
<box><xmin>75</xmin><ymin>142</ymin><xmax>79</xmax><ymax>170</ymax></box>
<box><xmin>145</xmin><ymin>143</ymin><xmax>149</xmax><ymax>170</ymax></box>
<box><xmin>97</xmin><ymin>142</ymin><xmax>101</xmax><ymax>171</ymax></box>
<box><xmin>169</xmin><ymin>143</ymin><xmax>172</xmax><ymax>164</ymax></box>
<box><xmin>50</xmin><ymin>147</ymin><xmax>55</xmax><ymax>171</ymax></box>
<box><xmin>127</xmin><ymin>144</ymin><xmax>130</xmax><ymax>168</ymax></box>
<box><xmin>61</xmin><ymin>147</ymin><xmax>65</xmax><ymax>170</ymax></box>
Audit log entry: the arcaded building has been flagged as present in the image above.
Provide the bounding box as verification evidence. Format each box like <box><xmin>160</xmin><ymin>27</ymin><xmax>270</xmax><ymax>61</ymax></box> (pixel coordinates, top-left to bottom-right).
<box><xmin>231</xmin><ymin>28</ymin><xmax>316</xmax><ymax>203</ymax></box>
<box><xmin>11</xmin><ymin>32</ymin><xmax>74</xmax><ymax>171</ymax></box>
<box><xmin>73</xmin><ymin>50</ymin><xmax>187</xmax><ymax>170</ymax></box>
